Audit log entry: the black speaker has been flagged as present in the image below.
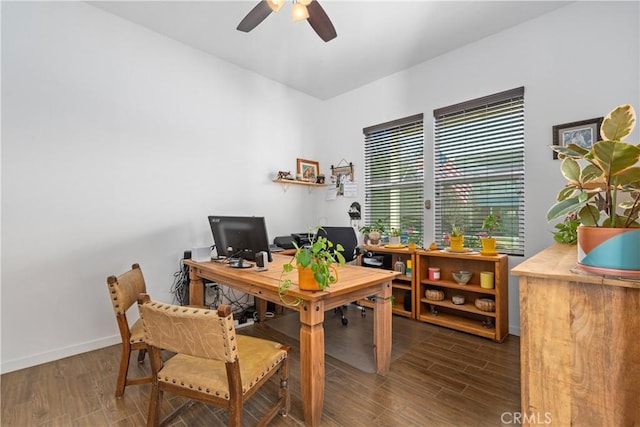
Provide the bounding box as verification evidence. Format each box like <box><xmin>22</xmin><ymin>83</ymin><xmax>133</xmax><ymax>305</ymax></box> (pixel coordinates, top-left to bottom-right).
<box><xmin>404</xmin><ymin>291</ymin><xmax>412</xmax><ymax>311</ymax></box>
<box><xmin>256</xmin><ymin>251</ymin><xmax>268</xmax><ymax>269</ymax></box>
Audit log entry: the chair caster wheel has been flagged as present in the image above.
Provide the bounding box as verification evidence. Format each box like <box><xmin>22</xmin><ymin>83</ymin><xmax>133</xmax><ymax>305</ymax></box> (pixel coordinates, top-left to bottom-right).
<box><xmin>341</xmin><ymin>317</ymin><xmax>348</xmax><ymax>325</ymax></box>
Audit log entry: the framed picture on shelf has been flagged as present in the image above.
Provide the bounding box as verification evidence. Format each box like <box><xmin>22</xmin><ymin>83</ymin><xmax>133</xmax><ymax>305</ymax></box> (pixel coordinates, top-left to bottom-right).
<box><xmin>552</xmin><ymin>117</ymin><xmax>603</xmax><ymax>159</ymax></box>
<box><xmin>296</xmin><ymin>158</ymin><xmax>319</xmax><ymax>182</ymax></box>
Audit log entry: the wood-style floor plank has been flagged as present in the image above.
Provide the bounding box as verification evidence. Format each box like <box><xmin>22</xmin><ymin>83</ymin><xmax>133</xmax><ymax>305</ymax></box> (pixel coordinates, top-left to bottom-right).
<box><xmin>1</xmin><ymin>312</ymin><xmax>520</xmax><ymax>426</ymax></box>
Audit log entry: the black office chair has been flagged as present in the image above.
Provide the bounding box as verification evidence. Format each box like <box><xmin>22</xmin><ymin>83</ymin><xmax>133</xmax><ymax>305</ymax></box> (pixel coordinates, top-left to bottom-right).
<box><xmin>316</xmin><ymin>226</ymin><xmax>366</xmax><ymax>325</ymax></box>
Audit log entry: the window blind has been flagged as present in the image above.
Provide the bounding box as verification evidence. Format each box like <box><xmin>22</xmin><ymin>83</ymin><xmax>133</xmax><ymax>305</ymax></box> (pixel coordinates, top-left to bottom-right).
<box><xmin>363</xmin><ymin>113</ymin><xmax>424</xmax><ymax>241</ymax></box>
<box><xmin>433</xmin><ymin>87</ymin><xmax>525</xmax><ymax>256</ymax></box>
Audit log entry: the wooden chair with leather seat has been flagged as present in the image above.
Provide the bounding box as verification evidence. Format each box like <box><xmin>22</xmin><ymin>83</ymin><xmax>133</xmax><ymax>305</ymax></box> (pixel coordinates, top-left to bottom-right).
<box><xmin>137</xmin><ymin>293</ymin><xmax>290</xmax><ymax>427</ymax></box>
<box><xmin>106</xmin><ymin>263</ymin><xmax>153</xmax><ymax>398</ymax></box>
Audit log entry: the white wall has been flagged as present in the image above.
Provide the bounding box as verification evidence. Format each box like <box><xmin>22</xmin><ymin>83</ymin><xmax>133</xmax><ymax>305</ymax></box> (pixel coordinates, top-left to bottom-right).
<box><xmin>1</xmin><ymin>1</ymin><xmax>325</xmax><ymax>373</ymax></box>
<box><xmin>2</xmin><ymin>1</ymin><xmax>639</xmax><ymax>373</ymax></box>
<box><xmin>316</xmin><ymin>1</ymin><xmax>640</xmax><ymax>335</ymax></box>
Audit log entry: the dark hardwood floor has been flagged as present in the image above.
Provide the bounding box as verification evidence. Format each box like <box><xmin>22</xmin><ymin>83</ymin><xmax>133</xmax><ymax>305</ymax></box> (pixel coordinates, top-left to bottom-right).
<box><xmin>1</xmin><ymin>311</ymin><xmax>520</xmax><ymax>426</ymax></box>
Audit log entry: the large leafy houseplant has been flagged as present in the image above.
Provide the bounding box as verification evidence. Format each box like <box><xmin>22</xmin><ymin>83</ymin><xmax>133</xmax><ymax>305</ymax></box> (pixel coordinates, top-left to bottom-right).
<box><xmin>547</xmin><ymin>104</ymin><xmax>640</xmax><ymax>227</ymax></box>
<box><xmin>279</xmin><ymin>228</ymin><xmax>345</xmax><ymax>305</ymax></box>
<box><xmin>547</xmin><ymin>104</ymin><xmax>640</xmax><ymax>274</ymax></box>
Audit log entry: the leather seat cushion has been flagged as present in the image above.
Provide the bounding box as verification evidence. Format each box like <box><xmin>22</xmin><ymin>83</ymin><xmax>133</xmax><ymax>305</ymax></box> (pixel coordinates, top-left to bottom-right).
<box><xmin>157</xmin><ymin>335</ymin><xmax>287</xmax><ymax>399</ymax></box>
<box><xmin>129</xmin><ymin>318</ymin><xmax>146</xmax><ymax>344</ymax></box>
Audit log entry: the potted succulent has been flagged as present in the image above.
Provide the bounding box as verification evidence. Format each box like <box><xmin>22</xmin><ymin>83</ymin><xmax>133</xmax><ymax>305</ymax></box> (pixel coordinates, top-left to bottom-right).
<box><xmin>279</xmin><ymin>228</ymin><xmax>346</xmax><ymax>305</ymax></box>
<box><xmin>547</xmin><ymin>103</ymin><xmax>640</xmax><ymax>275</ymax></box>
<box><xmin>480</xmin><ymin>211</ymin><xmax>501</xmax><ymax>255</ymax></box>
<box><xmin>449</xmin><ymin>224</ymin><xmax>464</xmax><ymax>251</ymax></box>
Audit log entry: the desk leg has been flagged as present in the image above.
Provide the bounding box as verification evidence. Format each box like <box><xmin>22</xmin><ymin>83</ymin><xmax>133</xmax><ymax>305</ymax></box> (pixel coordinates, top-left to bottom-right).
<box><xmin>188</xmin><ymin>268</ymin><xmax>205</xmax><ymax>307</ymax></box>
<box><xmin>255</xmin><ymin>297</ymin><xmax>267</xmax><ymax>322</ymax></box>
<box><xmin>373</xmin><ymin>281</ymin><xmax>392</xmax><ymax>375</ymax></box>
<box><xmin>299</xmin><ymin>300</ymin><xmax>325</xmax><ymax>427</ymax></box>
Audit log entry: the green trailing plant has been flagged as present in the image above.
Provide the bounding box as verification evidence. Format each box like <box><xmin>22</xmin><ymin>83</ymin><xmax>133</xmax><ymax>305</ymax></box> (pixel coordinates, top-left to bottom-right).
<box><xmin>389</xmin><ymin>228</ymin><xmax>401</xmax><ymax>237</ymax></box>
<box><xmin>279</xmin><ymin>228</ymin><xmax>345</xmax><ymax>306</ymax></box>
<box><xmin>358</xmin><ymin>219</ymin><xmax>386</xmax><ymax>233</ymax></box>
<box><xmin>552</xmin><ymin>212</ymin><xmax>580</xmax><ymax>244</ymax></box>
<box><xmin>547</xmin><ymin>104</ymin><xmax>640</xmax><ymax>228</ymax></box>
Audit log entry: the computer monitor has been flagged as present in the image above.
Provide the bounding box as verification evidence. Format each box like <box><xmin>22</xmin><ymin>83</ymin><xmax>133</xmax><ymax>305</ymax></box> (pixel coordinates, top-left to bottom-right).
<box><xmin>207</xmin><ymin>216</ymin><xmax>273</xmax><ymax>263</ymax></box>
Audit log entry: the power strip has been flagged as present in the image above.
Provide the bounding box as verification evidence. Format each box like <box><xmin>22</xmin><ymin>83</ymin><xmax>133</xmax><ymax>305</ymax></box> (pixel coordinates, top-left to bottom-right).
<box><xmin>235</xmin><ymin>318</ymin><xmax>254</xmax><ymax>329</ymax></box>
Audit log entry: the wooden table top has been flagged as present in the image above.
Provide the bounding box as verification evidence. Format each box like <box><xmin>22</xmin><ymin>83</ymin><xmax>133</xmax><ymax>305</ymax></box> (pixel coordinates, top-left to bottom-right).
<box><xmin>185</xmin><ymin>254</ymin><xmax>400</xmax><ymax>303</ymax></box>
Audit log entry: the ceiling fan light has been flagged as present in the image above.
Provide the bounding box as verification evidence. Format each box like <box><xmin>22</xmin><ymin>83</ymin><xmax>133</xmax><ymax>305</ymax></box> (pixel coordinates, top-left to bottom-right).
<box><xmin>299</xmin><ymin>0</ymin><xmax>312</xmax><ymax>6</ymax></box>
<box><xmin>292</xmin><ymin>3</ymin><xmax>309</xmax><ymax>21</ymax></box>
<box><xmin>267</xmin><ymin>0</ymin><xmax>285</xmax><ymax>12</ymax></box>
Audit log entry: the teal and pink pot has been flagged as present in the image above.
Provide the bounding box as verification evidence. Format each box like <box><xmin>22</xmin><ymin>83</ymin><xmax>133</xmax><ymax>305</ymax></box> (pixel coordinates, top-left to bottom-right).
<box><xmin>577</xmin><ymin>226</ymin><xmax>640</xmax><ymax>276</ymax></box>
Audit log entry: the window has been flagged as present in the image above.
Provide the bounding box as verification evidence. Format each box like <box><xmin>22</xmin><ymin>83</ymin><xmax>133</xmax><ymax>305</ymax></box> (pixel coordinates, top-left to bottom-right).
<box><xmin>363</xmin><ymin>114</ymin><xmax>424</xmax><ymax>243</ymax></box>
<box><xmin>433</xmin><ymin>87</ymin><xmax>525</xmax><ymax>256</ymax></box>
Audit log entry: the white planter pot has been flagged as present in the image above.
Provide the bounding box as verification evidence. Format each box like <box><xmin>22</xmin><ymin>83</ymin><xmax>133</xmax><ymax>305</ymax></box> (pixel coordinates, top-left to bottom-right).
<box><xmin>389</xmin><ymin>236</ymin><xmax>401</xmax><ymax>245</ymax></box>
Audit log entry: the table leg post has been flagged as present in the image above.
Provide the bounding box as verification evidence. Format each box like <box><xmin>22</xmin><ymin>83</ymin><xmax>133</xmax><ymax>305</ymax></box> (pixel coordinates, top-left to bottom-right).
<box><xmin>373</xmin><ymin>281</ymin><xmax>392</xmax><ymax>375</ymax></box>
<box><xmin>188</xmin><ymin>267</ymin><xmax>205</xmax><ymax>307</ymax></box>
<box><xmin>299</xmin><ymin>300</ymin><xmax>325</xmax><ymax>427</ymax></box>
<box><xmin>255</xmin><ymin>297</ymin><xmax>267</xmax><ymax>322</ymax></box>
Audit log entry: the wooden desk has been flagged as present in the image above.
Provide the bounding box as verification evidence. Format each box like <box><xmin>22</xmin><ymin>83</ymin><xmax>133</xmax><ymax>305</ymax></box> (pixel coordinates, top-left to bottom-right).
<box><xmin>184</xmin><ymin>255</ymin><xmax>398</xmax><ymax>427</ymax></box>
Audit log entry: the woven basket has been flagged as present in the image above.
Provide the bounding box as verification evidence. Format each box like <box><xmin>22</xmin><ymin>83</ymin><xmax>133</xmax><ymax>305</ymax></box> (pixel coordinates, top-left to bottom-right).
<box><xmin>425</xmin><ymin>289</ymin><xmax>445</xmax><ymax>301</ymax></box>
<box><xmin>475</xmin><ymin>298</ymin><xmax>496</xmax><ymax>312</ymax></box>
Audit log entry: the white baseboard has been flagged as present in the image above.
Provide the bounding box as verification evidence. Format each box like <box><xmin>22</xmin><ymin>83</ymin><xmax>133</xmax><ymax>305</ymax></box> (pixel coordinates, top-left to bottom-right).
<box><xmin>509</xmin><ymin>324</ymin><xmax>521</xmax><ymax>337</ymax></box>
<box><xmin>1</xmin><ymin>335</ymin><xmax>121</xmax><ymax>374</ymax></box>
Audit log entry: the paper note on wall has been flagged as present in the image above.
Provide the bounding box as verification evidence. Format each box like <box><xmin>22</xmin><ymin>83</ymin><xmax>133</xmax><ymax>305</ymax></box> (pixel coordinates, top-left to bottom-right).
<box><xmin>343</xmin><ymin>181</ymin><xmax>358</xmax><ymax>198</ymax></box>
<box><xmin>326</xmin><ymin>187</ymin><xmax>338</xmax><ymax>201</ymax></box>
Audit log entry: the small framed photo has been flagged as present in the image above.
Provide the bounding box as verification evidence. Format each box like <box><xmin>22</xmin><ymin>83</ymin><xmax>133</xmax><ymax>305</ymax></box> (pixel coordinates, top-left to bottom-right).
<box><xmin>296</xmin><ymin>158</ymin><xmax>319</xmax><ymax>181</ymax></box>
<box><xmin>552</xmin><ymin>117</ymin><xmax>603</xmax><ymax>159</ymax></box>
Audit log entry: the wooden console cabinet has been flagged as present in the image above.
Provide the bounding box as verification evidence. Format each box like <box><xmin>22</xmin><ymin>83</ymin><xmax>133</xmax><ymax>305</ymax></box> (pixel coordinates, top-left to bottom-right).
<box><xmin>359</xmin><ymin>245</ymin><xmax>416</xmax><ymax>318</ymax></box>
<box><xmin>512</xmin><ymin>244</ymin><xmax>640</xmax><ymax>426</ymax></box>
<box><xmin>415</xmin><ymin>249</ymin><xmax>509</xmax><ymax>342</ymax></box>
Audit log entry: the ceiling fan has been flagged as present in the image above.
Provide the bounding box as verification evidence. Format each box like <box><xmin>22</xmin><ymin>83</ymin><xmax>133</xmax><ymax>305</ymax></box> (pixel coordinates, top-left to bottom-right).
<box><xmin>237</xmin><ymin>0</ymin><xmax>337</xmax><ymax>43</ymax></box>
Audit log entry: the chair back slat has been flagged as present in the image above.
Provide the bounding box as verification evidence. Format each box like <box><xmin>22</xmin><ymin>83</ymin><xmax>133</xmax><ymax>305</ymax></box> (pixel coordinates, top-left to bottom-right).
<box><xmin>138</xmin><ymin>300</ymin><xmax>238</xmax><ymax>363</ymax></box>
<box><xmin>107</xmin><ymin>263</ymin><xmax>146</xmax><ymax>315</ymax></box>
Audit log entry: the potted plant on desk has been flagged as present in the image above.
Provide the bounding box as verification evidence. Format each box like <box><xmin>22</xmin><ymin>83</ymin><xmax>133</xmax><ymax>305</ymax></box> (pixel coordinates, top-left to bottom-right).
<box><xmin>279</xmin><ymin>228</ymin><xmax>346</xmax><ymax>305</ymax></box>
<box><xmin>547</xmin><ymin>103</ymin><xmax>640</xmax><ymax>275</ymax></box>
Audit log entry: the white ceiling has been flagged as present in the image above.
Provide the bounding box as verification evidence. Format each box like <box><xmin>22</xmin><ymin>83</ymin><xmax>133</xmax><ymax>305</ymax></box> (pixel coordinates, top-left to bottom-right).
<box><xmin>90</xmin><ymin>0</ymin><xmax>571</xmax><ymax>100</ymax></box>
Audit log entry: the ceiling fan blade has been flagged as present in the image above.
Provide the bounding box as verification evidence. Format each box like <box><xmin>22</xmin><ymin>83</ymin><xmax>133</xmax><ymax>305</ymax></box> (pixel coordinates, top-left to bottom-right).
<box><xmin>307</xmin><ymin>1</ymin><xmax>337</xmax><ymax>42</ymax></box>
<box><xmin>237</xmin><ymin>1</ymin><xmax>273</xmax><ymax>33</ymax></box>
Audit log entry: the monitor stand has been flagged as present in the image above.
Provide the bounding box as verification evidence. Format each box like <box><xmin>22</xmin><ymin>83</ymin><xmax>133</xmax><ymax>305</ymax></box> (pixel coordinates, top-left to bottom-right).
<box><xmin>228</xmin><ymin>257</ymin><xmax>253</xmax><ymax>268</ymax></box>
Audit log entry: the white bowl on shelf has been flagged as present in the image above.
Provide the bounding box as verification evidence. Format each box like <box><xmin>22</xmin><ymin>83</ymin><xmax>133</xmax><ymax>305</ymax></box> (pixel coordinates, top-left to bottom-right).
<box><xmin>451</xmin><ymin>270</ymin><xmax>473</xmax><ymax>285</ymax></box>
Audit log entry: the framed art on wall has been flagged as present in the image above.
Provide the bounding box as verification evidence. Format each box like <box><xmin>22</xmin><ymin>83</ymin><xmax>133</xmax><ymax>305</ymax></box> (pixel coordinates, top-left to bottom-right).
<box><xmin>552</xmin><ymin>117</ymin><xmax>603</xmax><ymax>159</ymax></box>
<box><xmin>296</xmin><ymin>158</ymin><xmax>319</xmax><ymax>181</ymax></box>
<box><xmin>331</xmin><ymin>161</ymin><xmax>354</xmax><ymax>195</ymax></box>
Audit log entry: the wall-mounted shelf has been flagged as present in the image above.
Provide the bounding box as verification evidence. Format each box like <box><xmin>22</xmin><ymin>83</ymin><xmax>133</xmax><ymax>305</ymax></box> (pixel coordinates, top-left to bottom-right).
<box><xmin>273</xmin><ymin>178</ymin><xmax>327</xmax><ymax>193</ymax></box>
